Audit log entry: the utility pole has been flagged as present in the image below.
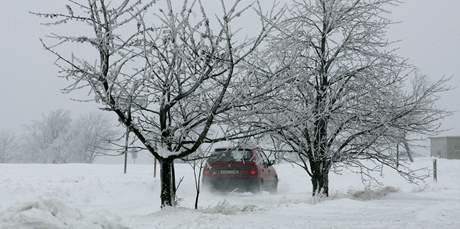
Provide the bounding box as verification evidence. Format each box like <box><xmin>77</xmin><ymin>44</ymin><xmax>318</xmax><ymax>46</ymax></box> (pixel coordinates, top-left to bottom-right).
<box><xmin>124</xmin><ymin>125</ymin><xmax>129</xmax><ymax>174</ymax></box>
<box><xmin>124</xmin><ymin>96</ymin><xmax>132</xmax><ymax>175</ymax></box>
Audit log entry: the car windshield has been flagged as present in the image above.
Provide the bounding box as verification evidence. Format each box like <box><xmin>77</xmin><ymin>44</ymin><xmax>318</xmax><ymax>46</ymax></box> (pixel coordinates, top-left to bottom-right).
<box><xmin>209</xmin><ymin>149</ymin><xmax>254</xmax><ymax>162</ymax></box>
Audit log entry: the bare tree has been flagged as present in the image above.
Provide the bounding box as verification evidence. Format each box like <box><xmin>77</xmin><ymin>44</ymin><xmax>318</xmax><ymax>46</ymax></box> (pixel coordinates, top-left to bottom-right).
<box><xmin>183</xmin><ymin>143</ymin><xmax>217</xmax><ymax>210</ymax></box>
<box><xmin>35</xmin><ymin>0</ymin><xmax>282</xmax><ymax>207</ymax></box>
<box><xmin>64</xmin><ymin>112</ymin><xmax>119</xmax><ymax>163</ymax></box>
<box><xmin>263</xmin><ymin>0</ymin><xmax>448</xmax><ymax>196</ymax></box>
<box><xmin>20</xmin><ymin>110</ymin><xmax>117</xmax><ymax>163</ymax></box>
<box><xmin>22</xmin><ymin>109</ymin><xmax>72</xmax><ymax>163</ymax></box>
<box><xmin>0</xmin><ymin>130</ymin><xmax>17</xmax><ymax>163</ymax></box>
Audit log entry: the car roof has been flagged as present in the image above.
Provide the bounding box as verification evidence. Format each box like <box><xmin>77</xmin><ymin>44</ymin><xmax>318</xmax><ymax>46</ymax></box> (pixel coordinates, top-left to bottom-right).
<box><xmin>214</xmin><ymin>146</ymin><xmax>261</xmax><ymax>151</ymax></box>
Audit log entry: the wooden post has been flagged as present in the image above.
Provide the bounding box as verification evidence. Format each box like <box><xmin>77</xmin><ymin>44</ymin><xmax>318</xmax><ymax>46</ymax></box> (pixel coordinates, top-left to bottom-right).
<box><xmin>403</xmin><ymin>140</ymin><xmax>414</xmax><ymax>162</ymax></box>
<box><xmin>396</xmin><ymin>144</ymin><xmax>400</xmax><ymax>169</ymax></box>
<box><xmin>433</xmin><ymin>159</ymin><xmax>437</xmax><ymax>182</ymax></box>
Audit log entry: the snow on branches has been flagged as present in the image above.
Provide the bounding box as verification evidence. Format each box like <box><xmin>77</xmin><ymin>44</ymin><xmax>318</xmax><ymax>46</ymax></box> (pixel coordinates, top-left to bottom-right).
<box><xmin>261</xmin><ymin>0</ymin><xmax>448</xmax><ymax>196</ymax></box>
<box><xmin>35</xmin><ymin>0</ymin><xmax>283</xmax><ymax>207</ymax></box>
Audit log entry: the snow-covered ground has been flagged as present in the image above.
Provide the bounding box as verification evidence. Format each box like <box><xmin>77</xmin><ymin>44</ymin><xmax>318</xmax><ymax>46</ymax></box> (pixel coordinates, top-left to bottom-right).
<box><xmin>1</xmin><ymin>158</ymin><xmax>459</xmax><ymax>229</ymax></box>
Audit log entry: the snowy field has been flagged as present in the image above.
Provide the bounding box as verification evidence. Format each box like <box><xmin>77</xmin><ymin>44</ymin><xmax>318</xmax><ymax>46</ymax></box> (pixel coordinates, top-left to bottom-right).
<box><xmin>1</xmin><ymin>158</ymin><xmax>459</xmax><ymax>229</ymax></box>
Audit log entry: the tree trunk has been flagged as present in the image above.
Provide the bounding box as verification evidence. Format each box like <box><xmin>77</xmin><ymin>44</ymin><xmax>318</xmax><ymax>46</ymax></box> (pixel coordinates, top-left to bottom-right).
<box><xmin>311</xmin><ymin>161</ymin><xmax>330</xmax><ymax>197</ymax></box>
<box><xmin>194</xmin><ymin>168</ymin><xmax>201</xmax><ymax>210</ymax></box>
<box><xmin>160</xmin><ymin>159</ymin><xmax>176</xmax><ymax>207</ymax></box>
<box><xmin>171</xmin><ymin>161</ymin><xmax>176</xmax><ymax>204</ymax></box>
<box><xmin>194</xmin><ymin>189</ymin><xmax>200</xmax><ymax>210</ymax></box>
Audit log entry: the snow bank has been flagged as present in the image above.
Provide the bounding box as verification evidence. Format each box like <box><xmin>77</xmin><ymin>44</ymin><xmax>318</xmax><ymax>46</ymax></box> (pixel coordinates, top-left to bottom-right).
<box><xmin>0</xmin><ymin>199</ymin><xmax>127</xmax><ymax>229</ymax></box>
<box><xmin>0</xmin><ymin>158</ymin><xmax>459</xmax><ymax>229</ymax></box>
<box><xmin>201</xmin><ymin>200</ymin><xmax>261</xmax><ymax>215</ymax></box>
<box><xmin>348</xmin><ymin>186</ymin><xmax>400</xmax><ymax>200</ymax></box>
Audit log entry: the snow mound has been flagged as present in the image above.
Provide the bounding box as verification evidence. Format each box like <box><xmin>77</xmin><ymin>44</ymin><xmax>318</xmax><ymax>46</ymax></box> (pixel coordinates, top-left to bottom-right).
<box><xmin>201</xmin><ymin>201</ymin><xmax>262</xmax><ymax>215</ymax></box>
<box><xmin>349</xmin><ymin>186</ymin><xmax>399</xmax><ymax>201</ymax></box>
<box><xmin>0</xmin><ymin>199</ymin><xmax>127</xmax><ymax>229</ymax></box>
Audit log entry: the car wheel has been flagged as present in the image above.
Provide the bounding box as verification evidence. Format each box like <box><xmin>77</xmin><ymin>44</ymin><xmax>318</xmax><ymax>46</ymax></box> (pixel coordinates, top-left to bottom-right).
<box><xmin>251</xmin><ymin>179</ymin><xmax>263</xmax><ymax>193</ymax></box>
<box><xmin>269</xmin><ymin>179</ymin><xmax>278</xmax><ymax>194</ymax></box>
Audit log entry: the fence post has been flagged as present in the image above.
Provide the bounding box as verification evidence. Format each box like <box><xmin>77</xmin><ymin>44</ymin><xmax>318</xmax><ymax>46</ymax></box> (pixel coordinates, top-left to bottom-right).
<box><xmin>433</xmin><ymin>159</ymin><xmax>437</xmax><ymax>182</ymax></box>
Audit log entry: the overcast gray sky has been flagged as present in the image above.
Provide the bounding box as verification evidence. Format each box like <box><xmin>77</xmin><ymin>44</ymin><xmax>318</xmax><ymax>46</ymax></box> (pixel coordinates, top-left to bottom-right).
<box><xmin>0</xmin><ymin>0</ymin><xmax>459</xmax><ymax>136</ymax></box>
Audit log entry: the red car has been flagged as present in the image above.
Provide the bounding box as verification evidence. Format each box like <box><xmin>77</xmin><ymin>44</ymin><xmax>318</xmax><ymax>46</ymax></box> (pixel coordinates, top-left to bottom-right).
<box><xmin>202</xmin><ymin>146</ymin><xmax>278</xmax><ymax>193</ymax></box>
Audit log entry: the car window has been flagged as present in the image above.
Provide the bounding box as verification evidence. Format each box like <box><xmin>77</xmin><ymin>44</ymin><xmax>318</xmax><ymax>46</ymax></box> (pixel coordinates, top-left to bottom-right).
<box><xmin>209</xmin><ymin>149</ymin><xmax>254</xmax><ymax>162</ymax></box>
<box><xmin>257</xmin><ymin>149</ymin><xmax>269</xmax><ymax>165</ymax></box>
<box><xmin>253</xmin><ymin>150</ymin><xmax>265</xmax><ymax>165</ymax></box>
